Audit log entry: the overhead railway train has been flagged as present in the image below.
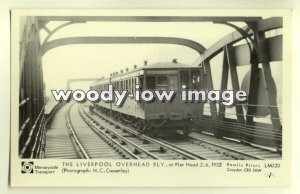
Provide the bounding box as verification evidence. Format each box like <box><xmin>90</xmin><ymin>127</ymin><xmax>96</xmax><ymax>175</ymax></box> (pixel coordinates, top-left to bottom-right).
<box><xmin>90</xmin><ymin>60</ymin><xmax>203</xmax><ymax>137</ymax></box>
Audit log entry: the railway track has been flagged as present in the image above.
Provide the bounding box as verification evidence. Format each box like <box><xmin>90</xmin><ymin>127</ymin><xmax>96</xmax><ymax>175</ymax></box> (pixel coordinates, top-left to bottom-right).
<box><xmin>186</xmin><ymin>132</ymin><xmax>281</xmax><ymax>159</ymax></box>
<box><xmin>44</xmin><ymin>103</ymin><xmax>78</xmax><ymax>159</ymax></box>
<box><xmin>45</xmin><ymin>102</ymin><xmax>129</xmax><ymax>159</ymax></box>
<box><xmin>45</xmin><ymin>102</ymin><xmax>281</xmax><ymax>160</ymax></box>
<box><xmin>46</xmin><ymin>102</ymin><xmax>202</xmax><ymax>159</ymax></box>
<box><xmin>80</xmin><ymin>105</ymin><xmax>202</xmax><ymax>160</ymax></box>
<box><xmin>90</xmin><ymin>106</ymin><xmax>281</xmax><ymax>160</ymax></box>
<box><xmin>157</xmin><ymin>133</ymin><xmax>281</xmax><ymax>160</ymax></box>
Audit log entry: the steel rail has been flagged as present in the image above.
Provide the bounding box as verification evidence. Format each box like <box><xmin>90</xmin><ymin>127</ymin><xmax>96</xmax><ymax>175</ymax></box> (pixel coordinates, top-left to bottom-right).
<box><xmin>66</xmin><ymin>103</ymin><xmax>90</xmax><ymax>159</ymax></box>
<box><xmin>186</xmin><ymin>134</ymin><xmax>265</xmax><ymax>160</ymax></box>
<box><xmin>79</xmin><ymin>106</ymin><xmax>148</xmax><ymax>160</ymax></box>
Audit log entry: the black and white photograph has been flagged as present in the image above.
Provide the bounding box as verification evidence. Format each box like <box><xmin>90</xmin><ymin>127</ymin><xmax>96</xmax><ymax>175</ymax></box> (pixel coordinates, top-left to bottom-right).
<box><xmin>10</xmin><ymin>9</ymin><xmax>291</xmax><ymax>187</ymax></box>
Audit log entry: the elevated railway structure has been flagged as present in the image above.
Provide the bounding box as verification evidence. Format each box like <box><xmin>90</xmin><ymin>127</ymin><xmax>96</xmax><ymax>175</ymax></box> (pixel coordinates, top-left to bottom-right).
<box><xmin>17</xmin><ymin>16</ymin><xmax>282</xmax><ymax>159</ymax></box>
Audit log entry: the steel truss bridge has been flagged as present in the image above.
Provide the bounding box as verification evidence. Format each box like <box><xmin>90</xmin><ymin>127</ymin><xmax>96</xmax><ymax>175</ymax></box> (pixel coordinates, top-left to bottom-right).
<box><xmin>18</xmin><ymin>16</ymin><xmax>282</xmax><ymax>158</ymax></box>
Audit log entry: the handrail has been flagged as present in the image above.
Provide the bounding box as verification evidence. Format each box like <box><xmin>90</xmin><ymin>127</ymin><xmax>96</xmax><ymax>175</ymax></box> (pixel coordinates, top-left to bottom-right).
<box><xmin>19</xmin><ymin>107</ymin><xmax>44</xmax><ymax>158</ymax></box>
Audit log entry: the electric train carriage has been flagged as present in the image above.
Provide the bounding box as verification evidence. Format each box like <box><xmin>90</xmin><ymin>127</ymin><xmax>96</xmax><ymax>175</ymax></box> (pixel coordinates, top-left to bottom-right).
<box><xmin>90</xmin><ymin>60</ymin><xmax>203</xmax><ymax>137</ymax></box>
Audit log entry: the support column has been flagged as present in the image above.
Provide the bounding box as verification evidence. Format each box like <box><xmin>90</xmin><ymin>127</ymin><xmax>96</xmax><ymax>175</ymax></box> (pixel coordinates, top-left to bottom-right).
<box><xmin>225</xmin><ymin>45</ymin><xmax>246</xmax><ymax>143</ymax></box>
<box><xmin>219</xmin><ymin>47</ymin><xmax>229</xmax><ymax>121</ymax></box>
<box><xmin>255</xmin><ymin>31</ymin><xmax>282</xmax><ymax>152</ymax></box>
<box><xmin>203</xmin><ymin>61</ymin><xmax>219</xmax><ymax>137</ymax></box>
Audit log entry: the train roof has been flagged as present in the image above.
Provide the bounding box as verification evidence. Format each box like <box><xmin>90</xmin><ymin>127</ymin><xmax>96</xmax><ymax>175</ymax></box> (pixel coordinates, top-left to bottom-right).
<box><xmin>141</xmin><ymin>61</ymin><xmax>199</xmax><ymax>70</ymax></box>
<box><xmin>91</xmin><ymin>61</ymin><xmax>201</xmax><ymax>86</ymax></box>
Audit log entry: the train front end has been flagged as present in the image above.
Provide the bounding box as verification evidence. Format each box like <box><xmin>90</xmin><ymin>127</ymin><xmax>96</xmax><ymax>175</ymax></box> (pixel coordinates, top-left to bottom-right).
<box><xmin>141</xmin><ymin>61</ymin><xmax>203</xmax><ymax>136</ymax></box>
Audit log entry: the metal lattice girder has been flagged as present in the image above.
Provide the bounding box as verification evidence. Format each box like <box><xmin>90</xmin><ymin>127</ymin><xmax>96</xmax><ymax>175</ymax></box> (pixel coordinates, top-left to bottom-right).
<box><xmin>232</xmin><ymin>35</ymin><xmax>282</xmax><ymax>66</ymax></box>
<box><xmin>192</xmin><ymin>17</ymin><xmax>283</xmax><ymax>66</ymax></box>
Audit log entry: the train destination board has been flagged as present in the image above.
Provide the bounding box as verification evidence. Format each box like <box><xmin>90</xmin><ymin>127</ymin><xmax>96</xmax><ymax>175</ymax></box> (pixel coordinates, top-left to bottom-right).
<box><xmin>10</xmin><ymin>9</ymin><xmax>291</xmax><ymax>187</ymax></box>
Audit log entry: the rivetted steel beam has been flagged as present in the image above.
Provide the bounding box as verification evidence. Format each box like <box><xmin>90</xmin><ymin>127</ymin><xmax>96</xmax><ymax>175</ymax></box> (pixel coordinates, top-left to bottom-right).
<box><xmin>42</xmin><ymin>21</ymin><xmax>85</xmax><ymax>46</ymax></box>
<box><xmin>37</xmin><ymin>16</ymin><xmax>262</xmax><ymax>23</ymax></box>
<box><xmin>41</xmin><ymin>36</ymin><xmax>206</xmax><ymax>56</ymax></box>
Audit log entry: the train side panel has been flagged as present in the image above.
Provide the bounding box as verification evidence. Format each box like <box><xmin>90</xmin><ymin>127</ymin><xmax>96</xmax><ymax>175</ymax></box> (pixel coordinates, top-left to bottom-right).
<box><xmin>111</xmin><ymin>96</ymin><xmax>146</xmax><ymax>119</ymax></box>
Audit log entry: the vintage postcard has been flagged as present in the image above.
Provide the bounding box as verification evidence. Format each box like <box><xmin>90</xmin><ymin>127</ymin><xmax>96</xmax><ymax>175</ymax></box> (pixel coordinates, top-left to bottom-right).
<box><xmin>11</xmin><ymin>9</ymin><xmax>291</xmax><ymax>187</ymax></box>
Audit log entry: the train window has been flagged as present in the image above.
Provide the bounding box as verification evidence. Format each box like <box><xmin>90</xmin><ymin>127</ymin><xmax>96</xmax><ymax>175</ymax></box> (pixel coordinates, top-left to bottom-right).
<box><xmin>128</xmin><ymin>79</ymin><xmax>131</xmax><ymax>93</ymax></box>
<box><xmin>128</xmin><ymin>79</ymin><xmax>130</xmax><ymax>92</ymax></box>
<box><xmin>169</xmin><ymin>75</ymin><xmax>178</xmax><ymax>91</ymax></box>
<box><xmin>130</xmin><ymin>78</ymin><xmax>133</xmax><ymax>94</ymax></box>
<box><xmin>180</xmin><ymin>70</ymin><xmax>190</xmax><ymax>87</ymax></box>
<box><xmin>146</xmin><ymin>76</ymin><xmax>155</xmax><ymax>90</ymax></box>
<box><xmin>132</xmin><ymin>78</ymin><xmax>135</xmax><ymax>93</ymax></box>
<box><xmin>156</xmin><ymin>75</ymin><xmax>168</xmax><ymax>90</ymax></box>
<box><xmin>132</xmin><ymin>78</ymin><xmax>135</xmax><ymax>87</ymax></box>
<box><xmin>191</xmin><ymin>70</ymin><xmax>201</xmax><ymax>89</ymax></box>
<box><xmin>138</xmin><ymin>76</ymin><xmax>143</xmax><ymax>90</ymax></box>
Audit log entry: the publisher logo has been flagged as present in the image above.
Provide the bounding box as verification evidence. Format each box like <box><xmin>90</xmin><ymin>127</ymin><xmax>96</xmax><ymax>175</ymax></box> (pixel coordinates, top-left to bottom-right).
<box><xmin>21</xmin><ymin>161</ymin><xmax>34</xmax><ymax>173</ymax></box>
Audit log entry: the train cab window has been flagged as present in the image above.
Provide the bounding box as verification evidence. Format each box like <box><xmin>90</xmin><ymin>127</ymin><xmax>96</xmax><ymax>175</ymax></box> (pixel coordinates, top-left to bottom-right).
<box><xmin>180</xmin><ymin>70</ymin><xmax>190</xmax><ymax>87</ymax></box>
<box><xmin>191</xmin><ymin>70</ymin><xmax>201</xmax><ymax>89</ymax></box>
<box><xmin>156</xmin><ymin>75</ymin><xmax>168</xmax><ymax>90</ymax></box>
<box><xmin>146</xmin><ymin>76</ymin><xmax>155</xmax><ymax>90</ymax></box>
